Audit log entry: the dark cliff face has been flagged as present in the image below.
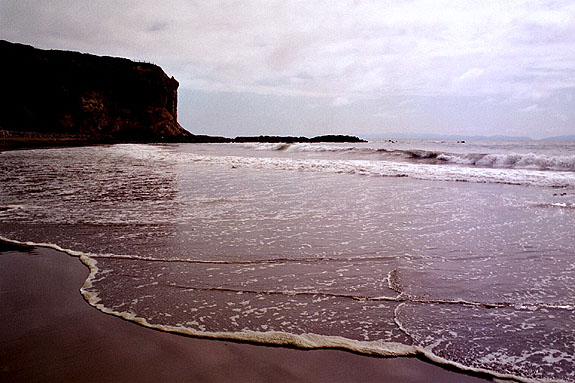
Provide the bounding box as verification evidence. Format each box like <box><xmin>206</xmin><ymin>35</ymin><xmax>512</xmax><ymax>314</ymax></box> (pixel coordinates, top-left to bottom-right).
<box><xmin>0</xmin><ymin>40</ymin><xmax>190</xmax><ymax>140</ymax></box>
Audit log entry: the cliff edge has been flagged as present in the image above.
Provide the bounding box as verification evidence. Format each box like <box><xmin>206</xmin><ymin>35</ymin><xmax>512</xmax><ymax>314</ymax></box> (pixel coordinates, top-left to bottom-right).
<box><xmin>0</xmin><ymin>40</ymin><xmax>191</xmax><ymax>141</ymax></box>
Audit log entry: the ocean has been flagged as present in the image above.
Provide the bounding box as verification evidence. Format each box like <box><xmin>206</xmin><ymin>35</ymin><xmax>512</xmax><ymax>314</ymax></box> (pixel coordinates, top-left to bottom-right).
<box><xmin>1</xmin><ymin>139</ymin><xmax>574</xmax><ymax>382</ymax></box>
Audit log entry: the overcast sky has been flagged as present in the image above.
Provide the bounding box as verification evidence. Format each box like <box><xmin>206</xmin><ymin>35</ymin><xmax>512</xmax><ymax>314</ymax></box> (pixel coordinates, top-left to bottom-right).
<box><xmin>2</xmin><ymin>0</ymin><xmax>575</xmax><ymax>138</ymax></box>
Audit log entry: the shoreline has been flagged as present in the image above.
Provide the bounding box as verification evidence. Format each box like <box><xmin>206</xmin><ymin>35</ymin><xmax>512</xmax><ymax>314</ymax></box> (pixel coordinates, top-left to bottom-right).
<box><xmin>0</xmin><ymin>240</ymin><xmax>491</xmax><ymax>383</ymax></box>
<box><xmin>0</xmin><ymin>134</ymin><xmax>366</xmax><ymax>152</ymax></box>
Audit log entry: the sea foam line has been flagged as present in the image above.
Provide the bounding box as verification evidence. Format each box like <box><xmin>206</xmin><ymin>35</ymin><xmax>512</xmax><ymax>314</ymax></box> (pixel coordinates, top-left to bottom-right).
<box><xmin>77</xmin><ymin>250</ymin><xmax>547</xmax><ymax>383</ymax></box>
<box><xmin>2</xmin><ymin>234</ymin><xmax>569</xmax><ymax>312</ymax></box>
<box><xmin>181</xmin><ymin>153</ymin><xmax>575</xmax><ymax>188</ymax></box>
<box><xmin>115</xmin><ymin>144</ymin><xmax>575</xmax><ymax>188</ymax></box>
<box><xmin>240</xmin><ymin>142</ymin><xmax>575</xmax><ymax>172</ymax></box>
<box><xmin>57</xmin><ymin>251</ymin><xmax>575</xmax><ymax>312</ymax></box>
<box><xmin>162</xmin><ymin>282</ymin><xmax>574</xmax><ymax>313</ymax></box>
<box><xmin>0</xmin><ymin>235</ymin><xmax>566</xmax><ymax>383</ymax></box>
<box><xmin>87</xmin><ymin>253</ymin><xmax>397</xmax><ymax>264</ymax></box>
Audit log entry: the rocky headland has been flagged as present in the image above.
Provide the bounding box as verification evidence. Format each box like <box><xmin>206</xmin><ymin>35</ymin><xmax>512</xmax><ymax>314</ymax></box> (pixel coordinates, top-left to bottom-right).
<box><xmin>0</xmin><ymin>40</ymin><xmax>365</xmax><ymax>148</ymax></box>
<box><xmin>0</xmin><ymin>39</ymin><xmax>189</xmax><ymax>144</ymax></box>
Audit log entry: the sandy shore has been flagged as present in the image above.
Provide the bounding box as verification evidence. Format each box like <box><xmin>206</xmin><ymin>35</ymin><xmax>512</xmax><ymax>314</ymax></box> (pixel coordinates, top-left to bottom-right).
<box><xmin>0</xmin><ymin>241</ymin><xmax>490</xmax><ymax>383</ymax></box>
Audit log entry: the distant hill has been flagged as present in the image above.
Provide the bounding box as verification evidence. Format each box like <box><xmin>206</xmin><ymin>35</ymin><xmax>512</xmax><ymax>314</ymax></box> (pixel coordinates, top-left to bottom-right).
<box><xmin>363</xmin><ymin>132</ymin><xmax>575</xmax><ymax>142</ymax></box>
<box><xmin>363</xmin><ymin>133</ymin><xmax>534</xmax><ymax>141</ymax></box>
<box><xmin>540</xmin><ymin>135</ymin><xmax>575</xmax><ymax>141</ymax></box>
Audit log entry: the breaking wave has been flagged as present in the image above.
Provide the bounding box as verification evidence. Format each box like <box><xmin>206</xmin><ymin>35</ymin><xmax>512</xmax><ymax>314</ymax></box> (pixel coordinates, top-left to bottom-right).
<box><xmin>242</xmin><ymin>143</ymin><xmax>575</xmax><ymax>172</ymax></box>
<box><xmin>435</xmin><ymin>152</ymin><xmax>575</xmax><ymax>171</ymax></box>
<box><xmin>180</xmin><ymin>153</ymin><xmax>575</xmax><ymax>188</ymax></box>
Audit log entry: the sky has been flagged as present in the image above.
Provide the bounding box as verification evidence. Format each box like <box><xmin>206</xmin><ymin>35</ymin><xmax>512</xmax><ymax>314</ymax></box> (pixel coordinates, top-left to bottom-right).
<box><xmin>1</xmin><ymin>0</ymin><xmax>575</xmax><ymax>139</ymax></box>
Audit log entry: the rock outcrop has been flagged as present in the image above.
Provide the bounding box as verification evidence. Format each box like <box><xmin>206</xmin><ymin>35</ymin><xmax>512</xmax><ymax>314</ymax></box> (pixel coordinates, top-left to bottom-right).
<box><xmin>233</xmin><ymin>135</ymin><xmax>367</xmax><ymax>143</ymax></box>
<box><xmin>0</xmin><ymin>40</ymin><xmax>367</xmax><ymax>146</ymax></box>
<box><xmin>0</xmin><ymin>40</ymin><xmax>190</xmax><ymax>140</ymax></box>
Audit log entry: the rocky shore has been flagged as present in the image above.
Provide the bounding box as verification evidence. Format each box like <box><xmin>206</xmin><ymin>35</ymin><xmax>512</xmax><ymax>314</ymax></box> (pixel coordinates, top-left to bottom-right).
<box><xmin>0</xmin><ymin>40</ymin><xmax>188</xmax><ymax>141</ymax></box>
<box><xmin>0</xmin><ymin>40</ymin><xmax>365</xmax><ymax>149</ymax></box>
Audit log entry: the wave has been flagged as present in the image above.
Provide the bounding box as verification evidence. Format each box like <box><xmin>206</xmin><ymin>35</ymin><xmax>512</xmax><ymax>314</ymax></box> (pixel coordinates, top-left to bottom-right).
<box><xmin>0</xmin><ymin>205</ymin><xmax>25</xmax><ymax>213</ymax></box>
<box><xmin>242</xmin><ymin>142</ymin><xmax>385</xmax><ymax>154</ymax></box>
<box><xmin>180</xmin><ymin>153</ymin><xmax>575</xmax><ymax>188</ymax></box>
<box><xmin>0</xmin><ymin>234</ymin><xmax>568</xmax><ymax>383</ymax></box>
<box><xmin>108</xmin><ymin>144</ymin><xmax>575</xmax><ymax>188</ymax></box>
<box><xmin>243</xmin><ymin>143</ymin><xmax>294</xmax><ymax>151</ymax></box>
<box><xmin>4</xmin><ymin>232</ymin><xmax>569</xmax><ymax>314</ymax></box>
<box><xmin>436</xmin><ymin>152</ymin><xmax>575</xmax><ymax>171</ymax></box>
<box><xmin>88</xmin><ymin>253</ymin><xmax>398</xmax><ymax>264</ymax></box>
<box><xmin>532</xmin><ymin>202</ymin><xmax>575</xmax><ymax>209</ymax></box>
<box><xmin>387</xmin><ymin>268</ymin><xmax>574</xmax><ymax>311</ymax></box>
<box><xmin>161</xmin><ymin>283</ymin><xmax>575</xmax><ymax>312</ymax></box>
<box><xmin>240</xmin><ymin>143</ymin><xmax>575</xmax><ymax>172</ymax></box>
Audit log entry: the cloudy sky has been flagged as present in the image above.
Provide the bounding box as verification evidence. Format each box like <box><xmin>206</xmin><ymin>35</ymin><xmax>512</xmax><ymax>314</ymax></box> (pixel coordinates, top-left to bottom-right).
<box><xmin>2</xmin><ymin>0</ymin><xmax>575</xmax><ymax>138</ymax></box>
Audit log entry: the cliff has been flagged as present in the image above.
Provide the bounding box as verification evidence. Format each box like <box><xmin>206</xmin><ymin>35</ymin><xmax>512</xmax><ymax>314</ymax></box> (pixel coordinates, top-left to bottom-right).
<box><xmin>0</xmin><ymin>40</ymin><xmax>191</xmax><ymax>141</ymax></box>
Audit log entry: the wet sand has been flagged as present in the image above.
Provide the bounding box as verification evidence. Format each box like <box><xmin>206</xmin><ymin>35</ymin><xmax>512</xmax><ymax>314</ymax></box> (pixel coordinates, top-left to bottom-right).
<box><xmin>0</xmin><ymin>242</ymin><xmax>489</xmax><ymax>383</ymax></box>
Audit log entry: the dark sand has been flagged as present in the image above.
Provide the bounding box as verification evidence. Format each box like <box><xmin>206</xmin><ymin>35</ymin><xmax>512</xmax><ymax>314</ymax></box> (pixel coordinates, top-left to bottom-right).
<box><xmin>0</xmin><ymin>242</ymin><xmax>490</xmax><ymax>382</ymax></box>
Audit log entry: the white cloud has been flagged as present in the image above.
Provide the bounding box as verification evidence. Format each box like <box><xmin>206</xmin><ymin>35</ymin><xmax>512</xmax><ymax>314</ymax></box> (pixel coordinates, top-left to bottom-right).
<box><xmin>2</xmin><ymin>0</ymin><xmax>575</xmax><ymax>95</ymax></box>
<box><xmin>3</xmin><ymin>0</ymin><xmax>575</xmax><ymax>102</ymax></box>
<box><xmin>332</xmin><ymin>97</ymin><xmax>350</xmax><ymax>107</ymax></box>
<box><xmin>519</xmin><ymin>104</ymin><xmax>539</xmax><ymax>112</ymax></box>
<box><xmin>373</xmin><ymin>111</ymin><xmax>398</xmax><ymax>119</ymax></box>
<box><xmin>457</xmin><ymin>68</ymin><xmax>485</xmax><ymax>82</ymax></box>
<box><xmin>2</xmin><ymin>0</ymin><xmax>575</xmax><ymax>137</ymax></box>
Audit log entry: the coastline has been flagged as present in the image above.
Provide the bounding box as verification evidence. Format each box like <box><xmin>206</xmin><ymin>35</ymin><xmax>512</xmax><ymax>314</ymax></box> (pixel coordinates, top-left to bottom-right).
<box><xmin>0</xmin><ymin>134</ymin><xmax>366</xmax><ymax>152</ymax></box>
<box><xmin>0</xmin><ymin>241</ymin><xmax>490</xmax><ymax>383</ymax></box>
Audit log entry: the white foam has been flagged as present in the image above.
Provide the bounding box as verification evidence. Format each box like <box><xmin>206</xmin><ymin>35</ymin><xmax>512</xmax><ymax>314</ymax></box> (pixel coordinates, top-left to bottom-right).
<box><xmin>239</xmin><ymin>143</ymin><xmax>575</xmax><ymax>173</ymax></box>
<box><xmin>468</xmin><ymin>152</ymin><xmax>575</xmax><ymax>171</ymax></box>
<box><xmin>176</xmin><ymin>153</ymin><xmax>575</xmax><ymax>188</ymax></box>
<box><xmin>393</xmin><ymin>303</ymin><xmax>565</xmax><ymax>383</ymax></box>
<box><xmin>0</xmin><ymin>204</ymin><xmax>25</xmax><ymax>210</ymax></box>
<box><xmin>106</xmin><ymin>143</ymin><xmax>575</xmax><ymax>188</ymax></box>
<box><xmin>0</xmin><ymin>234</ymin><xmax>569</xmax><ymax>383</ymax></box>
<box><xmin>240</xmin><ymin>143</ymin><xmax>354</xmax><ymax>153</ymax></box>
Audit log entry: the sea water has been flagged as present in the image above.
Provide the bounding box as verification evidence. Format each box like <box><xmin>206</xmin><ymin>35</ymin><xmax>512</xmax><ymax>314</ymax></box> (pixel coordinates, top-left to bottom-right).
<box><xmin>1</xmin><ymin>140</ymin><xmax>574</xmax><ymax>382</ymax></box>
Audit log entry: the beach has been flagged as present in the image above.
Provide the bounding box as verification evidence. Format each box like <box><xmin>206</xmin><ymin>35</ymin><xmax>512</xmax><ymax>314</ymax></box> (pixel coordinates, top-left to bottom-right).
<box><xmin>0</xmin><ymin>241</ymin><xmax>488</xmax><ymax>382</ymax></box>
<box><xmin>4</xmin><ymin>3</ymin><xmax>575</xmax><ymax>381</ymax></box>
<box><xmin>1</xmin><ymin>141</ymin><xmax>574</xmax><ymax>382</ymax></box>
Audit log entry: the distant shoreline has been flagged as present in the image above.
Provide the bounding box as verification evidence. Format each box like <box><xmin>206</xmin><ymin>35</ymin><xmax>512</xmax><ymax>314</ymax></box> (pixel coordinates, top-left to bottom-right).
<box><xmin>0</xmin><ymin>133</ymin><xmax>367</xmax><ymax>151</ymax></box>
<box><xmin>1</xmin><ymin>40</ymin><xmax>370</xmax><ymax>149</ymax></box>
<box><xmin>362</xmin><ymin>133</ymin><xmax>575</xmax><ymax>142</ymax></box>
